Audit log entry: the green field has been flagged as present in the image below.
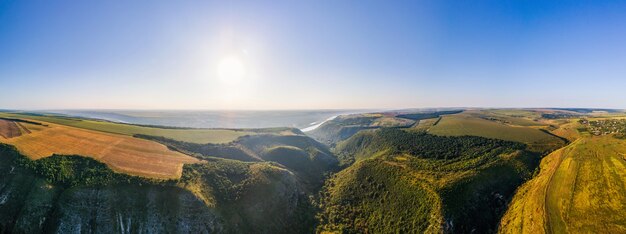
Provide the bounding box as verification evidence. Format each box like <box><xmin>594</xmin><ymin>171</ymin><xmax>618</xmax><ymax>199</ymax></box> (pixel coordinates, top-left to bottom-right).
<box><xmin>428</xmin><ymin>113</ymin><xmax>564</xmax><ymax>152</ymax></box>
<box><xmin>0</xmin><ymin>112</ymin><xmax>255</xmax><ymax>144</ymax></box>
<box><xmin>478</xmin><ymin>109</ymin><xmax>545</xmax><ymax>126</ymax></box>
<box><xmin>409</xmin><ymin>117</ymin><xmax>440</xmax><ymax>132</ymax></box>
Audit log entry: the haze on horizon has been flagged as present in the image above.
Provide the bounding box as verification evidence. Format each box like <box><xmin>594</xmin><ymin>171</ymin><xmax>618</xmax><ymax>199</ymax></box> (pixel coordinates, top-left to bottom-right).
<box><xmin>1</xmin><ymin>0</ymin><xmax>626</xmax><ymax>110</ymax></box>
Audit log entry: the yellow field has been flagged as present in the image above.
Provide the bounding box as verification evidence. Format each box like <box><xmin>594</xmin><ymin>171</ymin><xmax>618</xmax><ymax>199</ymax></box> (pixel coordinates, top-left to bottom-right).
<box><xmin>0</xmin><ymin>120</ymin><xmax>199</xmax><ymax>179</ymax></box>
<box><xmin>500</xmin><ymin>135</ymin><xmax>626</xmax><ymax>233</ymax></box>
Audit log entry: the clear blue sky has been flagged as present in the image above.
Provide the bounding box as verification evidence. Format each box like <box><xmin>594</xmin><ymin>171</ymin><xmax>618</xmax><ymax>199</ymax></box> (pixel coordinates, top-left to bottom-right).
<box><xmin>1</xmin><ymin>0</ymin><xmax>626</xmax><ymax>110</ymax></box>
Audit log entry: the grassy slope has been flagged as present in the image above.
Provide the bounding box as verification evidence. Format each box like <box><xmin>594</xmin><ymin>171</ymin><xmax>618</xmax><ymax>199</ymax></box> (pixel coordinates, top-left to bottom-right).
<box><xmin>428</xmin><ymin>113</ymin><xmax>565</xmax><ymax>153</ymax></box>
<box><xmin>500</xmin><ymin>135</ymin><xmax>626</xmax><ymax>233</ymax></box>
<box><xmin>139</xmin><ymin>133</ymin><xmax>339</xmax><ymax>190</ymax></box>
<box><xmin>307</xmin><ymin>115</ymin><xmax>380</xmax><ymax>146</ymax></box>
<box><xmin>479</xmin><ymin>109</ymin><xmax>545</xmax><ymax>126</ymax></box>
<box><xmin>319</xmin><ymin>128</ymin><xmax>540</xmax><ymax>233</ymax></box>
<box><xmin>0</xmin><ymin>112</ymin><xmax>255</xmax><ymax>144</ymax></box>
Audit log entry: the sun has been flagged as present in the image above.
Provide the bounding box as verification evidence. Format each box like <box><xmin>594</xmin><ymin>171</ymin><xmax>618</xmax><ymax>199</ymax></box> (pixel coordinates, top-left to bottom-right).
<box><xmin>217</xmin><ymin>56</ymin><xmax>247</xmax><ymax>85</ymax></box>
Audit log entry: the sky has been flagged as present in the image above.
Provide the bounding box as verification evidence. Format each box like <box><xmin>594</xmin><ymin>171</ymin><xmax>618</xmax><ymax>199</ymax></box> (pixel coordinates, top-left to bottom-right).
<box><xmin>1</xmin><ymin>0</ymin><xmax>626</xmax><ymax>110</ymax></box>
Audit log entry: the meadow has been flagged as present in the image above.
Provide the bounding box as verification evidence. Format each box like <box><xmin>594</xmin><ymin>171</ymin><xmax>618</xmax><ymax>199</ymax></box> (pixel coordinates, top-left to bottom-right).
<box><xmin>428</xmin><ymin>112</ymin><xmax>565</xmax><ymax>152</ymax></box>
<box><xmin>0</xmin><ymin>119</ymin><xmax>199</xmax><ymax>179</ymax></box>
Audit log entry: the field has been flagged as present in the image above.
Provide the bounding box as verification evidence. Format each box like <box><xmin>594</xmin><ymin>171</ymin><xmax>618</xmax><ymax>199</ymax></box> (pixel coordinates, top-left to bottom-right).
<box><xmin>0</xmin><ymin>119</ymin><xmax>22</xmax><ymax>138</ymax></box>
<box><xmin>478</xmin><ymin>109</ymin><xmax>545</xmax><ymax>126</ymax></box>
<box><xmin>369</xmin><ymin>116</ymin><xmax>415</xmax><ymax>127</ymax></box>
<box><xmin>0</xmin><ymin>119</ymin><xmax>199</xmax><ymax>179</ymax></box>
<box><xmin>500</xmin><ymin>135</ymin><xmax>626</xmax><ymax>233</ymax></box>
<box><xmin>410</xmin><ymin>117</ymin><xmax>440</xmax><ymax>132</ymax></box>
<box><xmin>0</xmin><ymin>112</ymin><xmax>254</xmax><ymax>144</ymax></box>
<box><xmin>428</xmin><ymin>112</ymin><xmax>564</xmax><ymax>151</ymax></box>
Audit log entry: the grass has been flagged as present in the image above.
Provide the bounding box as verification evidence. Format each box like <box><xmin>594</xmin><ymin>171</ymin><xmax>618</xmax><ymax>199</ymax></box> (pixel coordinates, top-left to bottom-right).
<box><xmin>428</xmin><ymin>113</ymin><xmax>565</xmax><ymax>152</ymax></box>
<box><xmin>0</xmin><ymin>120</ymin><xmax>198</xmax><ymax>179</ymax></box>
<box><xmin>0</xmin><ymin>112</ymin><xmax>254</xmax><ymax>144</ymax></box>
<box><xmin>478</xmin><ymin>109</ymin><xmax>545</xmax><ymax>126</ymax></box>
<box><xmin>500</xmin><ymin>135</ymin><xmax>626</xmax><ymax>233</ymax></box>
<box><xmin>137</xmin><ymin>133</ymin><xmax>339</xmax><ymax>190</ymax></box>
<box><xmin>369</xmin><ymin>116</ymin><xmax>415</xmax><ymax>127</ymax></box>
<box><xmin>409</xmin><ymin>117</ymin><xmax>440</xmax><ymax>132</ymax></box>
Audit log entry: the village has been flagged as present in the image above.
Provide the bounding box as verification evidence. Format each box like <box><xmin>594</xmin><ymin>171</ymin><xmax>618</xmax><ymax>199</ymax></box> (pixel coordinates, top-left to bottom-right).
<box><xmin>579</xmin><ymin>118</ymin><xmax>626</xmax><ymax>137</ymax></box>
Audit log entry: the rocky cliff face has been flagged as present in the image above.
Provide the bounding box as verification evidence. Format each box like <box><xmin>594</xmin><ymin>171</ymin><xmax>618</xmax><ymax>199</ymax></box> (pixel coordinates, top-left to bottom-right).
<box><xmin>0</xmin><ymin>157</ymin><xmax>221</xmax><ymax>233</ymax></box>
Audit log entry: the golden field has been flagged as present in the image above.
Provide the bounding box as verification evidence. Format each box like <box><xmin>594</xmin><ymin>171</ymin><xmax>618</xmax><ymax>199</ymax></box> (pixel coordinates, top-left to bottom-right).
<box><xmin>0</xmin><ymin>119</ymin><xmax>199</xmax><ymax>179</ymax></box>
<box><xmin>500</xmin><ymin>135</ymin><xmax>626</xmax><ymax>233</ymax></box>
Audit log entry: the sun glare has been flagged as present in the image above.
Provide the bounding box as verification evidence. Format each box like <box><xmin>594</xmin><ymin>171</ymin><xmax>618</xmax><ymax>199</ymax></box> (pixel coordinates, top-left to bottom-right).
<box><xmin>217</xmin><ymin>56</ymin><xmax>247</xmax><ymax>84</ymax></box>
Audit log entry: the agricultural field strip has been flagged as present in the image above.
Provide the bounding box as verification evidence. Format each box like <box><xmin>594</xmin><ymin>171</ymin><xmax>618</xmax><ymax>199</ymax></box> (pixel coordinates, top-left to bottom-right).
<box><xmin>0</xmin><ymin>119</ymin><xmax>200</xmax><ymax>179</ymax></box>
<box><xmin>543</xmin><ymin>141</ymin><xmax>575</xmax><ymax>233</ymax></box>
<box><xmin>536</xmin><ymin>136</ymin><xmax>626</xmax><ymax>233</ymax></box>
<box><xmin>0</xmin><ymin>119</ymin><xmax>22</xmax><ymax>139</ymax></box>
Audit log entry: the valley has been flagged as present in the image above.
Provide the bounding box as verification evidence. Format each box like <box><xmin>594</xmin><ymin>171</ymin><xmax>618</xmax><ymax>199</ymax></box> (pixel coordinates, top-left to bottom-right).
<box><xmin>0</xmin><ymin>108</ymin><xmax>625</xmax><ymax>233</ymax></box>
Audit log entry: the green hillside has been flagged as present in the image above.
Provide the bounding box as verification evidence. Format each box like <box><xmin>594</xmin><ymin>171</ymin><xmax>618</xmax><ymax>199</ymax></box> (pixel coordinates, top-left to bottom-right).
<box><xmin>137</xmin><ymin>133</ymin><xmax>339</xmax><ymax>189</ymax></box>
<box><xmin>318</xmin><ymin>128</ymin><xmax>541</xmax><ymax>233</ymax></box>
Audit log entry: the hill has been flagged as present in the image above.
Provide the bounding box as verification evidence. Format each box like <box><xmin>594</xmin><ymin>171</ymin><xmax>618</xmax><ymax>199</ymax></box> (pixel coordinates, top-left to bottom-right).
<box><xmin>318</xmin><ymin>128</ymin><xmax>540</xmax><ymax>233</ymax></box>
<box><xmin>0</xmin><ymin>144</ymin><xmax>315</xmax><ymax>233</ymax></box>
<box><xmin>308</xmin><ymin>110</ymin><xmax>462</xmax><ymax>147</ymax></box>
<box><xmin>0</xmin><ymin>118</ymin><xmax>198</xmax><ymax>179</ymax></box>
<box><xmin>137</xmin><ymin>133</ymin><xmax>339</xmax><ymax>189</ymax></box>
<box><xmin>427</xmin><ymin>111</ymin><xmax>567</xmax><ymax>153</ymax></box>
